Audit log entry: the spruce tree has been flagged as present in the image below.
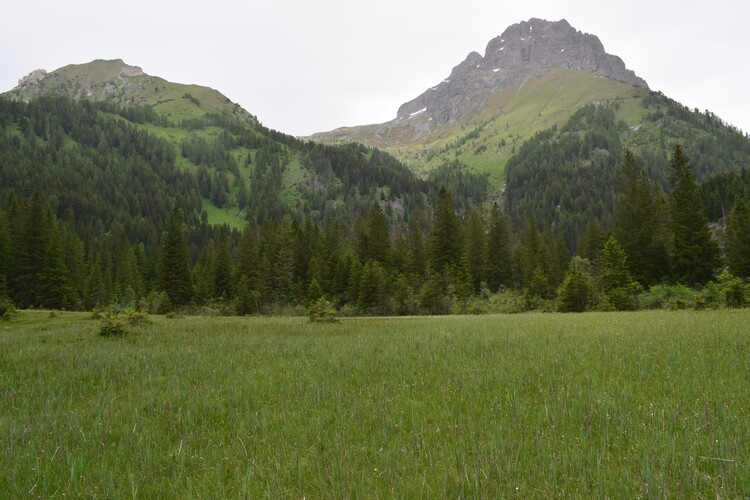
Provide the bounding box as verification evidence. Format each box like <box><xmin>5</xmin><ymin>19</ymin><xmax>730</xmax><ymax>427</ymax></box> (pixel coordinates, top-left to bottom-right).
<box><xmin>358</xmin><ymin>259</ymin><xmax>387</xmax><ymax>314</ymax></box>
<box><xmin>356</xmin><ymin>206</ymin><xmax>390</xmax><ymax>265</ymax></box>
<box><xmin>0</xmin><ymin>210</ymin><xmax>10</xmax><ymax>294</ymax></box>
<box><xmin>213</xmin><ymin>225</ymin><xmax>233</xmax><ymax>299</ymax></box>
<box><xmin>12</xmin><ymin>190</ymin><xmax>50</xmax><ymax>308</ymax></box>
<box><xmin>36</xmin><ymin>224</ymin><xmax>70</xmax><ymax>310</ymax></box>
<box><xmin>599</xmin><ymin>236</ymin><xmax>642</xmax><ymax>310</ymax></box>
<box><xmin>407</xmin><ymin>209</ymin><xmax>427</xmax><ymax>279</ymax></box>
<box><xmin>485</xmin><ymin>203</ymin><xmax>512</xmax><ymax>292</ymax></box>
<box><xmin>668</xmin><ymin>144</ymin><xmax>718</xmax><ymax>286</ymax></box>
<box><xmin>272</xmin><ymin>217</ymin><xmax>296</xmax><ymax>304</ymax></box>
<box><xmin>464</xmin><ymin>208</ymin><xmax>486</xmax><ymax>293</ymax></box>
<box><xmin>557</xmin><ymin>257</ymin><xmax>595</xmax><ymax>312</ymax></box>
<box><xmin>727</xmin><ymin>199</ymin><xmax>750</xmax><ymax>279</ymax></box>
<box><xmin>235</xmin><ymin>220</ymin><xmax>261</xmax><ymax>295</ymax></box>
<box><xmin>612</xmin><ymin>150</ymin><xmax>672</xmax><ymax>285</ymax></box>
<box><xmin>158</xmin><ymin>205</ymin><xmax>193</xmax><ymax>307</ymax></box>
<box><xmin>430</xmin><ymin>186</ymin><xmax>463</xmax><ymax>274</ymax></box>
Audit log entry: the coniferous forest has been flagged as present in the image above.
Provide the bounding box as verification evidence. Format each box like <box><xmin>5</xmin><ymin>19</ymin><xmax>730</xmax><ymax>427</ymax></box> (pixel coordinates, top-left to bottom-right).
<box><xmin>1</xmin><ymin>96</ymin><xmax>750</xmax><ymax>316</ymax></box>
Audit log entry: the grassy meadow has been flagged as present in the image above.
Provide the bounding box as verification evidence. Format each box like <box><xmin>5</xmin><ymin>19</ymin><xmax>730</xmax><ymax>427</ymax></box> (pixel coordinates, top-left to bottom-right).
<box><xmin>1</xmin><ymin>310</ymin><xmax>749</xmax><ymax>497</ymax></box>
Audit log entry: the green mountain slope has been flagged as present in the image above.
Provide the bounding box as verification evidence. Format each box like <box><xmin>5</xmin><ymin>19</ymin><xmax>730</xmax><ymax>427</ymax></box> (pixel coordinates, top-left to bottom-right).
<box><xmin>1</xmin><ymin>59</ymin><xmax>445</xmax><ymax>236</ymax></box>
<box><xmin>7</xmin><ymin>59</ymin><xmax>254</xmax><ymax>124</ymax></box>
<box><xmin>312</xmin><ymin>69</ymin><xmax>651</xmax><ymax>186</ymax></box>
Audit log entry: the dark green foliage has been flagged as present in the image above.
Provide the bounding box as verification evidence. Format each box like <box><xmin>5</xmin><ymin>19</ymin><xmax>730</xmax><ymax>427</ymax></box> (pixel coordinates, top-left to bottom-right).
<box><xmin>3</xmin><ymin>93</ymin><xmax>750</xmax><ymax>317</ymax></box>
<box><xmin>557</xmin><ymin>257</ymin><xmax>596</xmax><ymax>312</ymax></box>
<box><xmin>485</xmin><ymin>203</ymin><xmax>512</xmax><ymax>292</ymax></box>
<box><xmin>505</xmin><ymin>106</ymin><xmax>624</xmax><ymax>249</ymax></box>
<box><xmin>598</xmin><ymin>236</ymin><xmax>643</xmax><ymax>310</ymax></box>
<box><xmin>464</xmin><ymin>209</ymin><xmax>486</xmax><ymax>292</ymax></box>
<box><xmin>0</xmin><ymin>98</ymin><xmax>201</xmax><ymax>250</ymax></box>
<box><xmin>612</xmin><ymin>150</ymin><xmax>672</xmax><ymax>285</ymax></box>
<box><xmin>577</xmin><ymin>218</ymin><xmax>607</xmax><ymax>267</ymax></box>
<box><xmin>727</xmin><ymin>199</ymin><xmax>750</xmax><ymax>279</ymax></box>
<box><xmin>430</xmin><ymin>186</ymin><xmax>463</xmax><ymax>274</ymax></box>
<box><xmin>357</xmin><ymin>259</ymin><xmax>388</xmax><ymax>315</ymax></box>
<box><xmin>36</xmin><ymin>225</ymin><xmax>70</xmax><ymax>310</ymax></box>
<box><xmin>158</xmin><ymin>206</ymin><xmax>193</xmax><ymax>307</ymax></box>
<box><xmin>428</xmin><ymin>160</ymin><xmax>489</xmax><ymax>213</ymax></box>
<box><xmin>11</xmin><ymin>190</ymin><xmax>49</xmax><ymax>308</ymax></box>
<box><xmin>212</xmin><ymin>226</ymin><xmax>233</xmax><ymax>299</ymax></box>
<box><xmin>668</xmin><ymin>144</ymin><xmax>719</xmax><ymax>286</ymax></box>
<box><xmin>234</xmin><ymin>276</ymin><xmax>260</xmax><ymax>316</ymax></box>
<box><xmin>418</xmin><ymin>273</ymin><xmax>450</xmax><ymax>315</ymax></box>
<box><xmin>355</xmin><ymin>206</ymin><xmax>390</xmax><ymax>265</ymax></box>
<box><xmin>155</xmin><ymin>291</ymin><xmax>173</xmax><ymax>315</ymax></box>
<box><xmin>700</xmin><ymin>170</ymin><xmax>748</xmax><ymax>221</ymax></box>
<box><xmin>0</xmin><ymin>294</ymin><xmax>15</xmax><ymax>320</ymax></box>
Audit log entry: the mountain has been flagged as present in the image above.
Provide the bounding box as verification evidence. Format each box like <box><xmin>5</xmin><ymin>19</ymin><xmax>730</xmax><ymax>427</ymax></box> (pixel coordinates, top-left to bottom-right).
<box><xmin>0</xmin><ymin>59</ymin><xmax>448</xmax><ymax>248</ymax></box>
<box><xmin>7</xmin><ymin>59</ymin><xmax>255</xmax><ymax>124</ymax></box>
<box><xmin>308</xmin><ymin>19</ymin><xmax>662</xmax><ymax>184</ymax></box>
<box><xmin>396</xmin><ymin>18</ymin><xmax>647</xmax><ymax>126</ymax></box>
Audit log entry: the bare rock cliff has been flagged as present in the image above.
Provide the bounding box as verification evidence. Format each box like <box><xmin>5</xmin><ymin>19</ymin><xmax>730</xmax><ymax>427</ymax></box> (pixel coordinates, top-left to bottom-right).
<box><xmin>397</xmin><ymin>18</ymin><xmax>648</xmax><ymax>124</ymax></box>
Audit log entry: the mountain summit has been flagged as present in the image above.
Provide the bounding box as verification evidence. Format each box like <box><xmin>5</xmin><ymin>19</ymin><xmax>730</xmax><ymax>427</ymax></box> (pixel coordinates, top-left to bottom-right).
<box><xmin>5</xmin><ymin>58</ymin><xmax>255</xmax><ymax>124</ymax></box>
<box><xmin>398</xmin><ymin>18</ymin><xmax>648</xmax><ymax>125</ymax></box>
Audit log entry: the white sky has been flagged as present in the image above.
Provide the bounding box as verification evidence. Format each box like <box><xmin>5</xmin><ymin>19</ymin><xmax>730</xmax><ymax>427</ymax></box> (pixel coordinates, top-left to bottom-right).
<box><xmin>1</xmin><ymin>0</ymin><xmax>748</xmax><ymax>137</ymax></box>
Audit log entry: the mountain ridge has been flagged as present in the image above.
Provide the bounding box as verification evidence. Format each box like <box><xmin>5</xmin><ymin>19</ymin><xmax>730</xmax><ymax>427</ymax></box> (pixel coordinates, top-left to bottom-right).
<box><xmin>395</xmin><ymin>18</ymin><xmax>647</xmax><ymax>126</ymax></box>
<box><xmin>4</xmin><ymin>58</ymin><xmax>257</xmax><ymax>125</ymax></box>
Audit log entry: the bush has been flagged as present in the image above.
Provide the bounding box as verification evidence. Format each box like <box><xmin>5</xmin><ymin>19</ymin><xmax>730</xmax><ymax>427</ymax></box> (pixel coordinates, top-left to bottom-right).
<box><xmin>694</xmin><ymin>282</ymin><xmax>723</xmax><ymax>310</ymax></box>
<box><xmin>0</xmin><ymin>296</ymin><xmax>16</xmax><ymax>320</ymax></box>
<box><xmin>99</xmin><ymin>310</ymin><xmax>127</xmax><ymax>337</ymax></box>
<box><xmin>307</xmin><ymin>298</ymin><xmax>339</xmax><ymax>323</ymax></box>
<box><xmin>639</xmin><ymin>284</ymin><xmax>697</xmax><ymax>310</ymax></box>
<box><xmin>717</xmin><ymin>270</ymin><xmax>748</xmax><ymax>308</ymax></box>
<box><xmin>123</xmin><ymin>307</ymin><xmax>149</xmax><ymax>325</ymax></box>
<box><xmin>155</xmin><ymin>291</ymin><xmax>173</xmax><ymax>315</ymax></box>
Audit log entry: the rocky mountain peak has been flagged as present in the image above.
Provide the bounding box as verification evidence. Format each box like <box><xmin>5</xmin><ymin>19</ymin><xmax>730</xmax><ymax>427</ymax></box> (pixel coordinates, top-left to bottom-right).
<box><xmin>7</xmin><ymin>59</ymin><xmax>152</xmax><ymax>103</ymax></box>
<box><xmin>397</xmin><ymin>18</ymin><xmax>648</xmax><ymax>124</ymax></box>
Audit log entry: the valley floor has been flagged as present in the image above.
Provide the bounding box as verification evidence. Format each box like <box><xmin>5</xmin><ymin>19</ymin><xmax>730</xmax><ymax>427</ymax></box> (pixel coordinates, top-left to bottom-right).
<box><xmin>1</xmin><ymin>310</ymin><xmax>749</xmax><ymax>496</ymax></box>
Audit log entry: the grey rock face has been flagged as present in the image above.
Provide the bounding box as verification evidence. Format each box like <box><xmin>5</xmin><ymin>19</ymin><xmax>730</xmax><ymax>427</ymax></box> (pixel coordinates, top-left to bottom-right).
<box><xmin>397</xmin><ymin>18</ymin><xmax>648</xmax><ymax>124</ymax></box>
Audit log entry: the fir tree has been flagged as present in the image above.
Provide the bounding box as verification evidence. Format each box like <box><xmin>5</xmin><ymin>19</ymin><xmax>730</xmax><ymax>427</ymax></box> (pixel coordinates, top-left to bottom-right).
<box><xmin>36</xmin><ymin>224</ymin><xmax>70</xmax><ymax>310</ymax></box>
<box><xmin>0</xmin><ymin>210</ymin><xmax>10</xmax><ymax>294</ymax></box>
<box><xmin>430</xmin><ymin>186</ymin><xmax>463</xmax><ymax>274</ymax></box>
<box><xmin>407</xmin><ymin>209</ymin><xmax>427</xmax><ymax>279</ymax></box>
<box><xmin>557</xmin><ymin>257</ymin><xmax>595</xmax><ymax>312</ymax></box>
<box><xmin>158</xmin><ymin>205</ymin><xmax>193</xmax><ymax>307</ymax></box>
<box><xmin>668</xmin><ymin>144</ymin><xmax>718</xmax><ymax>286</ymax></box>
<box><xmin>12</xmin><ymin>190</ymin><xmax>49</xmax><ymax>308</ymax></box>
<box><xmin>358</xmin><ymin>259</ymin><xmax>388</xmax><ymax>314</ymax></box>
<box><xmin>612</xmin><ymin>150</ymin><xmax>672</xmax><ymax>285</ymax></box>
<box><xmin>464</xmin><ymin>208</ymin><xmax>486</xmax><ymax>293</ymax></box>
<box><xmin>212</xmin><ymin>225</ymin><xmax>233</xmax><ymax>299</ymax></box>
<box><xmin>599</xmin><ymin>236</ymin><xmax>642</xmax><ymax>310</ymax></box>
<box><xmin>485</xmin><ymin>203</ymin><xmax>512</xmax><ymax>292</ymax></box>
<box><xmin>727</xmin><ymin>198</ymin><xmax>750</xmax><ymax>279</ymax></box>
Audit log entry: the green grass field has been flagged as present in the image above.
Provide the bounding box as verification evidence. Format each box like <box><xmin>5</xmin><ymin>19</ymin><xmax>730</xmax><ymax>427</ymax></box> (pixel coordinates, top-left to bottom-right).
<box><xmin>2</xmin><ymin>310</ymin><xmax>749</xmax><ymax>497</ymax></box>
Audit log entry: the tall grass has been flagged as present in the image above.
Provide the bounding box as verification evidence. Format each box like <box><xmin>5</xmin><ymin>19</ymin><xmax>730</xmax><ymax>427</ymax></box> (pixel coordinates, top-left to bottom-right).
<box><xmin>1</xmin><ymin>310</ymin><xmax>749</xmax><ymax>497</ymax></box>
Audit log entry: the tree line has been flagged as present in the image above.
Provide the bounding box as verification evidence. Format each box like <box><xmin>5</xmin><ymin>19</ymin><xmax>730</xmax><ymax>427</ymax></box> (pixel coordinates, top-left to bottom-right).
<box><xmin>2</xmin><ymin>144</ymin><xmax>749</xmax><ymax>315</ymax></box>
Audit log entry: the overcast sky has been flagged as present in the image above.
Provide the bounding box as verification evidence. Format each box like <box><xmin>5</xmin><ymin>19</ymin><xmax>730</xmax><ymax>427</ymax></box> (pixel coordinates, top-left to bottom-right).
<box><xmin>1</xmin><ymin>0</ymin><xmax>748</xmax><ymax>137</ymax></box>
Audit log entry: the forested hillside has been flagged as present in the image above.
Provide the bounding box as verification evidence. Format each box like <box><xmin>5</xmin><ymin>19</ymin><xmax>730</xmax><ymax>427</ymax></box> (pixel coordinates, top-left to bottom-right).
<box><xmin>2</xmin><ymin>78</ymin><xmax>750</xmax><ymax>317</ymax></box>
<box><xmin>505</xmin><ymin>95</ymin><xmax>750</xmax><ymax>249</ymax></box>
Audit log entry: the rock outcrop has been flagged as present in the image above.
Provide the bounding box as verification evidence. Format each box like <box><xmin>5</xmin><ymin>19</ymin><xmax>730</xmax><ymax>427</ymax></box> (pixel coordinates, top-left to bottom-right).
<box><xmin>7</xmin><ymin>59</ymin><xmax>152</xmax><ymax>103</ymax></box>
<box><xmin>397</xmin><ymin>18</ymin><xmax>648</xmax><ymax>124</ymax></box>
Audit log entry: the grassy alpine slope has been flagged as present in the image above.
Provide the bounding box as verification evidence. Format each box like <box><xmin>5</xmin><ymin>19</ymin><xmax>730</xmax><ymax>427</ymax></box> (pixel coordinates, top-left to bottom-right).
<box><xmin>2</xmin><ymin>310</ymin><xmax>749</xmax><ymax>497</ymax></box>
<box><xmin>310</xmin><ymin>69</ymin><xmax>651</xmax><ymax>185</ymax></box>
